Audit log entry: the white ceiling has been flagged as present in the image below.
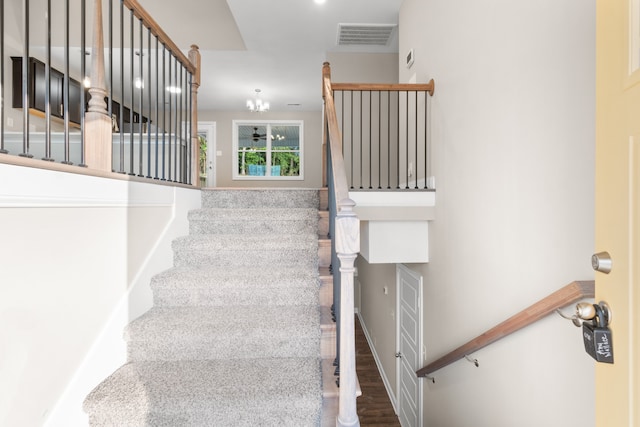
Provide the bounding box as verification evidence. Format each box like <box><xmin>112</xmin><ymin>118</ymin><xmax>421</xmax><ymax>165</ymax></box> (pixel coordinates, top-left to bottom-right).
<box><xmin>137</xmin><ymin>0</ymin><xmax>402</xmax><ymax>112</ymax></box>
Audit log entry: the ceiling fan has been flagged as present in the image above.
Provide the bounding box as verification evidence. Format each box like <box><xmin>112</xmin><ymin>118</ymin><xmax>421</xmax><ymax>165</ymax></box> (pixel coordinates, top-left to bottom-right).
<box><xmin>251</xmin><ymin>127</ymin><xmax>267</xmax><ymax>142</ymax></box>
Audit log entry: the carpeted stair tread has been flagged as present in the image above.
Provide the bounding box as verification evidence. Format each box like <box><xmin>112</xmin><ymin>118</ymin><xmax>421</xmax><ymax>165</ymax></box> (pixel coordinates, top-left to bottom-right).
<box><xmin>125</xmin><ymin>305</ymin><xmax>320</xmax><ymax>360</ymax></box>
<box><xmin>83</xmin><ymin>358</ymin><xmax>321</xmax><ymax>426</ymax></box>
<box><xmin>172</xmin><ymin>234</ymin><xmax>319</xmax><ymax>268</ymax></box>
<box><xmin>152</xmin><ymin>265</ymin><xmax>319</xmax><ymax>286</ymax></box>
<box><xmin>188</xmin><ymin>208</ymin><xmax>319</xmax><ymax>235</ymax></box>
<box><xmin>189</xmin><ymin>207</ymin><xmax>319</xmax><ymax>221</ymax></box>
<box><xmin>151</xmin><ymin>266</ymin><xmax>319</xmax><ymax>307</ymax></box>
<box><xmin>202</xmin><ymin>188</ymin><xmax>320</xmax><ymax>209</ymax></box>
<box><xmin>172</xmin><ymin>233</ymin><xmax>318</xmax><ymax>251</ymax></box>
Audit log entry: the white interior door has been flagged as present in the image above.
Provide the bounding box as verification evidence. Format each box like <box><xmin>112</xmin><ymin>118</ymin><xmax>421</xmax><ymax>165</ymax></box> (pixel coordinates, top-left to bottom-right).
<box><xmin>198</xmin><ymin>122</ymin><xmax>216</xmax><ymax>187</ymax></box>
<box><xmin>396</xmin><ymin>264</ymin><xmax>423</xmax><ymax>427</ymax></box>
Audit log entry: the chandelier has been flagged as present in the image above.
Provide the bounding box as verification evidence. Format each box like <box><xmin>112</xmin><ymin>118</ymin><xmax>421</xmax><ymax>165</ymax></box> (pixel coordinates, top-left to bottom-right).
<box><xmin>247</xmin><ymin>89</ymin><xmax>269</xmax><ymax>113</ymax></box>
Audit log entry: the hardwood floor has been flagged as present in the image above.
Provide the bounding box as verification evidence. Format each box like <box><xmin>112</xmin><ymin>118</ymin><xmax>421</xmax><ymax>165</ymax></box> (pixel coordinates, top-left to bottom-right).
<box><xmin>355</xmin><ymin>315</ymin><xmax>401</xmax><ymax>426</ymax></box>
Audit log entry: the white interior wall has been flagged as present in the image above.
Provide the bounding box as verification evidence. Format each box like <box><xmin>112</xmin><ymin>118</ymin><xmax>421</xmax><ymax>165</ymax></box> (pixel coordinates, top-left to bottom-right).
<box><xmin>326</xmin><ymin>52</ymin><xmax>398</xmax><ymax>83</ymax></box>
<box><xmin>356</xmin><ymin>1</ymin><xmax>596</xmax><ymax>426</ymax></box>
<box><xmin>0</xmin><ymin>163</ymin><xmax>200</xmax><ymax>426</ymax></box>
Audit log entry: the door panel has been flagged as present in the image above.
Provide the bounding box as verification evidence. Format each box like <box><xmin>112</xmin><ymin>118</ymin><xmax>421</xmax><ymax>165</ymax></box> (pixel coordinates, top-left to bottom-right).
<box><xmin>596</xmin><ymin>1</ymin><xmax>640</xmax><ymax>425</ymax></box>
<box><xmin>397</xmin><ymin>264</ymin><xmax>423</xmax><ymax>427</ymax></box>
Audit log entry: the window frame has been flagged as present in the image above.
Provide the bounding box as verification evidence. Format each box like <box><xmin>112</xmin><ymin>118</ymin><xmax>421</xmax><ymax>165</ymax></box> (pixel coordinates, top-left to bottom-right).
<box><xmin>232</xmin><ymin>119</ymin><xmax>304</xmax><ymax>181</ymax></box>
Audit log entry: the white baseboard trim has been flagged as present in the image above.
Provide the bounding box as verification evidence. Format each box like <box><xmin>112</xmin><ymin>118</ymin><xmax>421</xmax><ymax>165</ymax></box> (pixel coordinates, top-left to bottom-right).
<box><xmin>356</xmin><ymin>312</ymin><xmax>398</xmax><ymax>414</ymax></box>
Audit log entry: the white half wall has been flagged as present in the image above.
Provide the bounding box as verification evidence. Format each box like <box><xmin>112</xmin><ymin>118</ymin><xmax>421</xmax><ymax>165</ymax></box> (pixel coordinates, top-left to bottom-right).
<box><xmin>0</xmin><ymin>163</ymin><xmax>200</xmax><ymax>427</ymax></box>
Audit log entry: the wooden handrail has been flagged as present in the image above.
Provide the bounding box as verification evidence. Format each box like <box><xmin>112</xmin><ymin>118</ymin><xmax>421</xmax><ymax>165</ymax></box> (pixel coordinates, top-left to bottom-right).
<box><xmin>416</xmin><ymin>280</ymin><xmax>595</xmax><ymax>377</ymax></box>
<box><xmin>331</xmin><ymin>81</ymin><xmax>435</xmax><ymax>96</ymax></box>
<box><xmin>322</xmin><ymin>63</ymin><xmax>350</xmax><ymax>204</ymax></box>
<box><xmin>123</xmin><ymin>0</ymin><xmax>195</xmax><ymax>73</ymax></box>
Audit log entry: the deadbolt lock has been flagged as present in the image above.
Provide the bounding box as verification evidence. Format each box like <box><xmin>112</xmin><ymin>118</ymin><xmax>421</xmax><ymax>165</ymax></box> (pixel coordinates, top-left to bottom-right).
<box><xmin>592</xmin><ymin>251</ymin><xmax>612</xmax><ymax>274</ymax></box>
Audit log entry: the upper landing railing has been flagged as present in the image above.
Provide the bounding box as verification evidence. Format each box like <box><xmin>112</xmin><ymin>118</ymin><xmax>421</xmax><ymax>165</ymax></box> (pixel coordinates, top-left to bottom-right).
<box><xmin>0</xmin><ymin>0</ymin><xmax>201</xmax><ymax>185</ymax></box>
<box><xmin>328</xmin><ymin>73</ymin><xmax>435</xmax><ymax>190</ymax></box>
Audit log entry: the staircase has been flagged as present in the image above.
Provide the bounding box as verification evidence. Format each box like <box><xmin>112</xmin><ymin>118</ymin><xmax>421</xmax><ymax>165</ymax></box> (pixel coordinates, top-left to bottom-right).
<box><xmin>84</xmin><ymin>188</ymin><xmax>326</xmax><ymax>426</ymax></box>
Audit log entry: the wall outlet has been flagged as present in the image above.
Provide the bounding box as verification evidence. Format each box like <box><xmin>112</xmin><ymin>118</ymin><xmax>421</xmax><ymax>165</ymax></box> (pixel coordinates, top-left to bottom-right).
<box><xmin>7</xmin><ymin>117</ymin><xmax>13</xmax><ymax>127</ymax></box>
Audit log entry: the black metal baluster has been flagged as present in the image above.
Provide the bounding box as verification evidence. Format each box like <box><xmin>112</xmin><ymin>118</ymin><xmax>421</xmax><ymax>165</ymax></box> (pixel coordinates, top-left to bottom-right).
<box><xmin>137</xmin><ymin>17</ymin><xmax>143</xmax><ymax>176</ymax></box>
<box><xmin>161</xmin><ymin>43</ymin><xmax>166</xmax><ymax>181</ymax></box>
<box><xmin>377</xmin><ymin>91</ymin><xmax>380</xmax><ymax>189</ymax></box>
<box><xmin>340</xmin><ymin>90</ymin><xmax>344</xmax><ymax>157</ymax></box>
<box><xmin>128</xmin><ymin>8</ymin><xmax>134</xmax><ymax>175</ymax></box>
<box><xmin>167</xmin><ymin>54</ymin><xmax>172</xmax><ymax>181</ymax></box>
<box><xmin>154</xmin><ymin>36</ymin><xmax>159</xmax><ymax>179</ymax></box>
<box><xmin>20</xmin><ymin>0</ymin><xmax>32</xmax><ymax>158</ymax></box>
<box><xmin>62</xmin><ymin>0</ymin><xmax>71</xmax><ymax>165</ymax></box>
<box><xmin>415</xmin><ymin>90</ymin><xmax>418</xmax><ymax>189</ymax></box>
<box><xmin>108</xmin><ymin>0</ymin><xmax>113</xmax><ymax>172</ymax></box>
<box><xmin>178</xmin><ymin>63</ymin><xmax>183</xmax><ymax>182</ymax></box>
<box><xmin>387</xmin><ymin>91</ymin><xmax>391</xmax><ymax>189</ymax></box>
<box><xmin>396</xmin><ymin>91</ymin><xmax>400</xmax><ymax>189</ymax></box>
<box><xmin>187</xmin><ymin>71</ymin><xmax>192</xmax><ymax>185</ymax></box>
<box><xmin>118</xmin><ymin>0</ymin><xmax>124</xmax><ymax>172</ymax></box>
<box><xmin>146</xmin><ymin>27</ymin><xmax>152</xmax><ymax>178</ymax></box>
<box><xmin>405</xmin><ymin>91</ymin><xmax>409</xmax><ymax>189</ymax></box>
<box><xmin>359</xmin><ymin>91</ymin><xmax>363</xmax><ymax>189</ymax></box>
<box><xmin>368</xmin><ymin>90</ymin><xmax>372</xmax><ymax>189</ymax></box>
<box><xmin>173</xmin><ymin>55</ymin><xmax>178</xmax><ymax>181</ymax></box>
<box><xmin>424</xmin><ymin>90</ymin><xmax>428</xmax><ymax>189</ymax></box>
<box><xmin>79</xmin><ymin>0</ymin><xmax>87</xmax><ymax>167</ymax></box>
<box><xmin>350</xmin><ymin>91</ymin><xmax>353</xmax><ymax>189</ymax></box>
<box><xmin>42</xmin><ymin>0</ymin><xmax>53</xmax><ymax>161</ymax></box>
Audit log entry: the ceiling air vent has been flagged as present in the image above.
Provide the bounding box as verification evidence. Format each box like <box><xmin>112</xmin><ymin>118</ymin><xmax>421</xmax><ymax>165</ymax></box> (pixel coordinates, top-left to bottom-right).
<box><xmin>337</xmin><ymin>23</ymin><xmax>396</xmax><ymax>46</ymax></box>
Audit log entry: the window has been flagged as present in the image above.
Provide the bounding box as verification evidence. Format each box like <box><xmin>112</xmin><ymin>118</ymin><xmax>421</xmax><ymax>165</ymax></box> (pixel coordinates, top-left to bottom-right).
<box><xmin>233</xmin><ymin>120</ymin><xmax>303</xmax><ymax>180</ymax></box>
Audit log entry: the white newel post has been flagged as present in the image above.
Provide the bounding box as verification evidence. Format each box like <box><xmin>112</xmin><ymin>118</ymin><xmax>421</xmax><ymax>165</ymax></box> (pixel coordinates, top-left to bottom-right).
<box><xmin>336</xmin><ymin>198</ymin><xmax>360</xmax><ymax>427</ymax></box>
<box><xmin>188</xmin><ymin>45</ymin><xmax>201</xmax><ymax>186</ymax></box>
<box><xmin>84</xmin><ymin>0</ymin><xmax>112</xmax><ymax>172</ymax></box>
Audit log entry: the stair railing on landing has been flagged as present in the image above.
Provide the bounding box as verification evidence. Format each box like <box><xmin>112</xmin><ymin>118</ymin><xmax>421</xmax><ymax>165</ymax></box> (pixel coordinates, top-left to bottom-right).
<box><xmin>329</xmin><ymin>74</ymin><xmax>435</xmax><ymax>190</ymax></box>
<box><xmin>1</xmin><ymin>0</ymin><xmax>201</xmax><ymax>186</ymax></box>
<box><xmin>416</xmin><ymin>280</ymin><xmax>595</xmax><ymax>379</ymax></box>
<box><xmin>322</xmin><ymin>61</ymin><xmax>361</xmax><ymax>427</ymax></box>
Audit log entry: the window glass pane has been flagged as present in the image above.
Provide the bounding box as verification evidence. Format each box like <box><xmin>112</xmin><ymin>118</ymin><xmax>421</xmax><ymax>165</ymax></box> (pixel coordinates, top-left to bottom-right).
<box><xmin>238</xmin><ymin>149</ymin><xmax>267</xmax><ymax>176</ymax></box>
<box><xmin>272</xmin><ymin>151</ymin><xmax>300</xmax><ymax>176</ymax></box>
<box><xmin>239</xmin><ymin>125</ymin><xmax>268</xmax><ymax>150</ymax></box>
<box><xmin>271</xmin><ymin>125</ymin><xmax>300</xmax><ymax>150</ymax></box>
